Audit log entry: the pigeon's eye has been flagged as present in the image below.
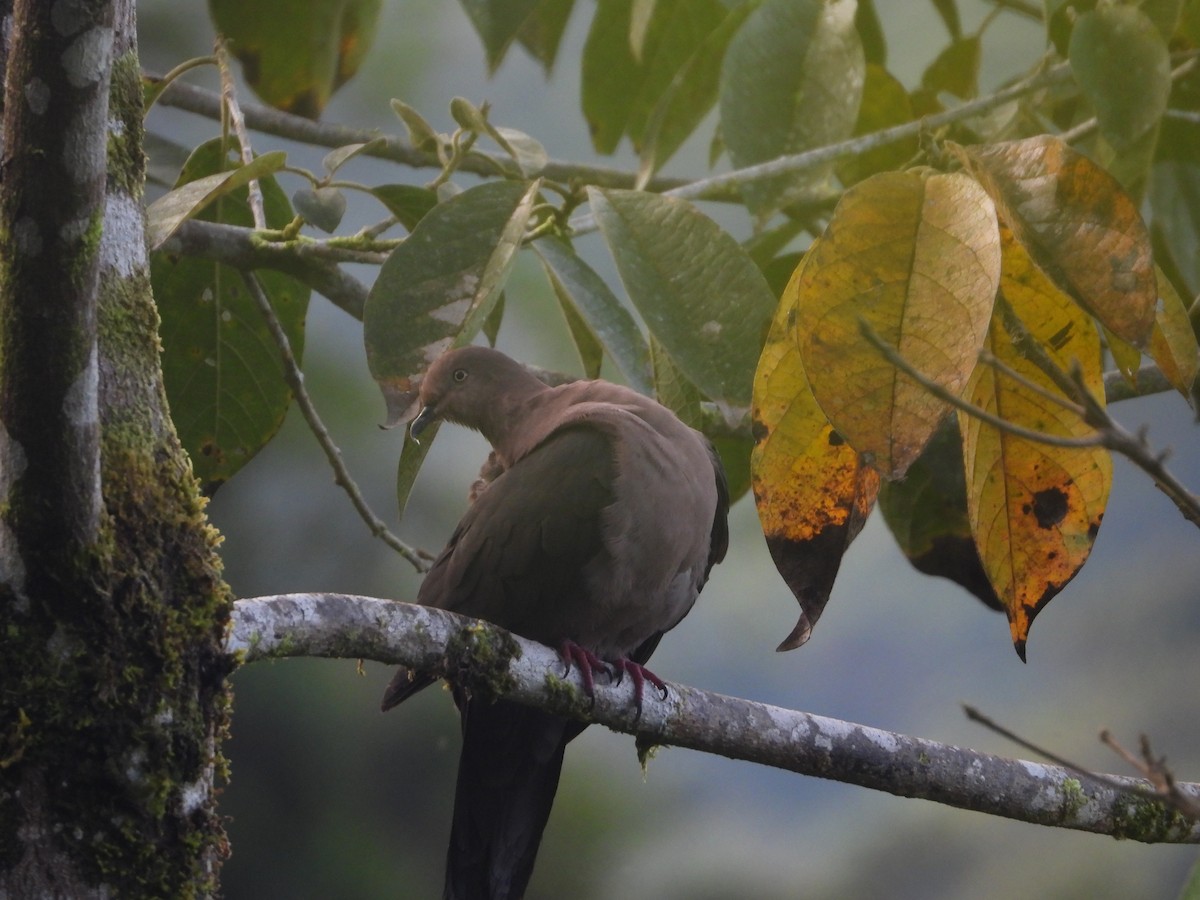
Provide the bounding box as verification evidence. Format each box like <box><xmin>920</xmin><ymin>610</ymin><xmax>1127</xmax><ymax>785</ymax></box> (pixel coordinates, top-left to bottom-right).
<box><xmin>452</xmin><ymin>368</ymin><xmax>468</xmax><ymax>383</ymax></box>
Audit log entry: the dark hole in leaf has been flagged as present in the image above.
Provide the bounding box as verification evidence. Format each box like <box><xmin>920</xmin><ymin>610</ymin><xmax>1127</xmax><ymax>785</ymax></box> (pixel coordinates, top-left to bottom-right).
<box><xmin>1031</xmin><ymin>487</ymin><xmax>1068</xmax><ymax>529</ymax></box>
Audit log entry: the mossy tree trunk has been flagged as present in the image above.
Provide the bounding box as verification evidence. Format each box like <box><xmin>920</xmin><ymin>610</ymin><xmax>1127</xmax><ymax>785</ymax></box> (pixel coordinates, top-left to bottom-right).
<box><xmin>0</xmin><ymin>1</ymin><xmax>233</xmax><ymax>895</ymax></box>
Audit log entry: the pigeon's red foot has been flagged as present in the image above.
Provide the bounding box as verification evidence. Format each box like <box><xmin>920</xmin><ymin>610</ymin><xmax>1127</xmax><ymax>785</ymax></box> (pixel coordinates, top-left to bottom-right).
<box><xmin>558</xmin><ymin>641</ymin><xmax>613</xmax><ymax>702</ymax></box>
<box><xmin>557</xmin><ymin>641</ymin><xmax>668</xmax><ymax>716</ymax></box>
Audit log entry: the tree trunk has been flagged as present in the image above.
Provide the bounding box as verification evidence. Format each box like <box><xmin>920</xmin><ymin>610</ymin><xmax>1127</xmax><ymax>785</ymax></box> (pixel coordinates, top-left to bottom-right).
<box><xmin>0</xmin><ymin>1</ymin><xmax>232</xmax><ymax>895</ymax></box>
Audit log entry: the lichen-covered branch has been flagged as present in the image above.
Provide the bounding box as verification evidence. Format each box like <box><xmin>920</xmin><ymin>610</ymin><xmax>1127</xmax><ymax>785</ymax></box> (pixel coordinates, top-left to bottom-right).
<box><xmin>231</xmin><ymin>593</ymin><xmax>1200</xmax><ymax>845</ymax></box>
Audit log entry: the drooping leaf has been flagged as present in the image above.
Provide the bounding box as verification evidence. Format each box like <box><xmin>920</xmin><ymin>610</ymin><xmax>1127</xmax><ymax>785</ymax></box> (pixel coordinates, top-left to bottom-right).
<box><xmin>531</xmin><ymin>236</ymin><xmax>653</xmax><ymax>395</ymax></box>
<box><xmin>1150</xmin><ymin>116</ymin><xmax>1200</xmax><ymax>297</ymax></box>
<box><xmin>515</xmin><ymin>0</ymin><xmax>576</xmax><ymax>72</ymax></box>
<box><xmin>457</xmin><ymin>0</ymin><xmax>542</xmax><ymax>72</ymax></box>
<box><xmin>1103</xmin><ymin>324</ymin><xmax>1141</xmax><ymax>388</ymax></box>
<box><xmin>481</xmin><ymin>292</ymin><xmax>505</xmax><ymax>347</ymax></box>
<box><xmin>390</xmin><ymin>99</ymin><xmax>441</xmax><ymax>152</ymax></box>
<box><xmin>929</xmin><ymin>0</ymin><xmax>961</xmax><ymax>38</ymax></box>
<box><xmin>878</xmin><ymin>416</ymin><xmax>1002</xmax><ymax>611</ymax></box>
<box><xmin>916</xmin><ymin>34</ymin><xmax>980</xmax><ymax>107</ymax></box>
<box><xmin>588</xmin><ymin>187</ymin><xmax>776</xmax><ymax>412</ymax></box>
<box><xmin>650</xmin><ymin>338</ymin><xmax>752</xmax><ymax>503</ymax></box>
<box><xmin>637</xmin><ymin>1</ymin><xmax>756</xmax><ymax>181</ymax></box>
<box><xmin>718</xmin><ymin>0</ymin><xmax>864</xmax><ymax>218</ymax></box>
<box><xmin>292</xmin><ymin>186</ymin><xmax>346</xmax><ymax>233</ymax></box>
<box><xmin>955</xmin><ymin>135</ymin><xmax>1158</xmax><ymax>347</ymax></box>
<box><xmin>855</xmin><ymin>0</ymin><xmax>886</xmax><ymax>65</ymax></box>
<box><xmin>793</xmin><ymin>169</ymin><xmax>1000</xmax><ymax>478</ymax></box>
<box><xmin>209</xmin><ymin>0</ymin><xmax>381</xmax><ymax>118</ymax></box>
<box><xmin>321</xmin><ymin>137</ymin><xmax>387</xmax><ymax>176</ymax></box>
<box><xmin>553</xmin><ymin>285</ymin><xmax>605</xmax><ymax>379</ymax></box>
<box><xmin>369</xmin><ymin>184</ymin><xmax>439</xmax><ymax>232</ymax></box>
<box><xmin>151</xmin><ymin>139</ymin><xmax>310</xmax><ymax>492</ymax></box>
<box><xmin>1148</xmin><ymin>266</ymin><xmax>1200</xmax><ymax>400</ymax></box>
<box><xmin>961</xmin><ymin>226</ymin><xmax>1112</xmax><ymax>658</ymax></box>
<box><xmin>836</xmin><ymin>63</ymin><xmax>916</xmax><ymax>186</ymax></box>
<box><xmin>581</xmin><ymin>0</ymin><xmax>726</xmax><ymax>156</ymax></box>
<box><xmin>145</xmin><ymin>151</ymin><xmax>287</xmax><ymax>249</ymax></box>
<box><xmin>1069</xmin><ymin>6</ymin><xmax>1171</xmax><ymax>152</ymax></box>
<box><xmin>751</xmin><ymin>259</ymin><xmax>880</xmax><ymax>650</ymax></box>
<box><xmin>363</xmin><ymin>179</ymin><xmax>540</xmax><ymax>427</ymax></box>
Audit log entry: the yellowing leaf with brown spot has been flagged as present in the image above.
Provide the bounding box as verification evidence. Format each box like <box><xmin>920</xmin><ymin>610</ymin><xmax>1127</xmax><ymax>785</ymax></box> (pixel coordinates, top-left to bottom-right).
<box><xmin>752</xmin><ymin>259</ymin><xmax>879</xmax><ymax>651</ymax></box>
<box><xmin>961</xmin><ymin>227</ymin><xmax>1112</xmax><ymax>659</ymax></box>
<box><xmin>793</xmin><ymin>169</ymin><xmax>1000</xmax><ymax>478</ymax></box>
<box><xmin>954</xmin><ymin>135</ymin><xmax>1157</xmax><ymax>347</ymax></box>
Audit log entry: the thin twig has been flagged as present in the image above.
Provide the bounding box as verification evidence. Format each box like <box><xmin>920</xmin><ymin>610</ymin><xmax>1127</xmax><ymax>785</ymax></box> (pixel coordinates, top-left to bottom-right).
<box><xmin>149</xmin><ymin>75</ymin><xmax>705</xmax><ymax>196</ymax></box>
<box><xmin>215</xmin><ymin>39</ymin><xmax>266</xmax><ymax>230</ymax></box>
<box><xmin>859</xmin><ymin>321</ymin><xmax>1106</xmax><ymax>449</ymax></box>
<box><xmin>1100</xmin><ymin>732</ymin><xmax>1200</xmax><ymax>820</ymax></box>
<box><xmin>965</xmin><ymin>706</ymin><xmax>1198</xmax><ymax>822</ymax></box>
<box><xmin>159</xmin><ymin>220</ymin><xmax>370</xmax><ymax>319</ymax></box>
<box><xmin>239</xmin><ymin>271</ymin><xmax>430</xmax><ymax>571</ymax></box>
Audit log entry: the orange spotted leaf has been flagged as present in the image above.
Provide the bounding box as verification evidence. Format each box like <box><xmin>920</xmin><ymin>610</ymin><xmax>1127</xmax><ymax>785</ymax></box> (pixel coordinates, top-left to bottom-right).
<box><xmin>752</xmin><ymin>259</ymin><xmax>880</xmax><ymax>651</ymax></box>
<box><xmin>960</xmin><ymin>227</ymin><xmax>1112</xmax><ymax>658</ymax></box>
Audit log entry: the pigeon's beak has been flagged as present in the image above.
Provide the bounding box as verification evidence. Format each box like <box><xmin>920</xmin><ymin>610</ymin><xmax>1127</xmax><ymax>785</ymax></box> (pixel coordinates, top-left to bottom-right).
<box><xmin>410</xmin><ymin>404</ymin><xmax>438</xmax><ymax>438</ymax></box>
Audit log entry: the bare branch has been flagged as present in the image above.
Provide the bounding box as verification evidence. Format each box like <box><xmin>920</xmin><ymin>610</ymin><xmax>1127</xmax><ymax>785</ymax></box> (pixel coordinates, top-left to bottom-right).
<box><xmin>149</xmin><ymin>75</ymin><xmax>701</xmax><ymax>195</ymax></box>
<box><xmin>160</xmin><ymin>220</ymin><xmax>370</xmax><ymax>318</ymax></box>
<box><xmin>240</xmin><ymin>273</ymin><xmax>430</xmax><ymax>571</ymax></box>
<box><xmin>215</xmin><ymin>39</ymin><xmax>265</xmax><ymax>230</ymax></box>
<box><xmin>230</xmin><ymin>593</ymin><xmax>1200</xmax><ymax>845</ymax></box>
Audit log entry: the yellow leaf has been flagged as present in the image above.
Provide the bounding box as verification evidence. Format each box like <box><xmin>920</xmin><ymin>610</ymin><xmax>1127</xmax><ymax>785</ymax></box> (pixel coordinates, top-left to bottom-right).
<box><xmin>961</xmin><ymin>227</ymin><xmax>1113</xmax><ymax>658</ymax></box>
<box><xmin>954</xmin><ymin>135</ymin><xmax>1157</xmax><ymax>347</ymax></box>
<box><xmin>751</xmin><ymin>259</ymin><xmax>879</xmax><ymax>651</ymax></box>
<box><xmin>793</xmin><ymin>169</ymin><xmax>1000</xmax><ymax>478</ymax></box>
<box><xmin>1148</xmin><ymin>266</ymin><xmax>1200</xmax><ymax>400</ymax></box>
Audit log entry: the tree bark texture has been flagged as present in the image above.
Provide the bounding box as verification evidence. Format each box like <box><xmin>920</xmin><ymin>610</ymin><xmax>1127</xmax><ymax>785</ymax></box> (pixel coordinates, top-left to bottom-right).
<box><xmin>0</xmin><ymin>2</ymin><xmax>233</xmax><ymax>896</ymax></box>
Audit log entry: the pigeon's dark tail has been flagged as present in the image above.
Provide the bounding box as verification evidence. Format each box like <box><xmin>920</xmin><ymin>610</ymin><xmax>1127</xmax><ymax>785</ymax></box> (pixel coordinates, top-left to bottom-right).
<box><xmin>444</xmin><ymin>695</ymin><xmax>586</xmax><ymax>900</ymax></box>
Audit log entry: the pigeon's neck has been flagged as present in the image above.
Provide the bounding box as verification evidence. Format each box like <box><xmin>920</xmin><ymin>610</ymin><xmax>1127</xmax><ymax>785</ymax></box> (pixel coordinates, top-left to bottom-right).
<box><xmin>476</xmin><ymin>372</ymin><xmax>551</xmax><ymax>463</ymax></box>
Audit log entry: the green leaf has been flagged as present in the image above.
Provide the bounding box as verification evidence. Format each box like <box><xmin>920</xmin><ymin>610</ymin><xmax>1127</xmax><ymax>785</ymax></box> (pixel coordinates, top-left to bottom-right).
<box><xmin>555</xmin><ymin>287</ymin><xmax>605</xmax><ymax>379</ymax></box>
<box><xmin>1069</xmin><ymin>6</ymin><xmax>1171</xmax><ymax>152</ymax></box>
<box><xmin>856</xmin><ymin>0</ymin><xmax>886</xmax><ymax>66</ymax></box>
<box><xmin>151</xmin><ymin>138</ymin><xmax>310</xmax><ymax>492</ymax></box>
<box><xmin>458</xmin><ymin>0</ymin><xmax>542</xmax><ymax>72</ymax></box>
<box><xmin>209</xmin><ymin>0</ymin><xmax>381</xmax><ymax>118</ymax></box>
<box><xmin>582</xmin><ymin>0</ymin><xmax>726</xmax><ymax>155</ymax></box>
<box><xmin>836</xmin><ymin>63</ymin><xmax>916</xmax><ymax>186</ymax></box>
<box><xmin>718</xmin><ymin>0</ymin><xmax>864</xmax><ymax>218</ymax></box>
<box><xmin>363</xmin><ymin>179</ymin><xmax>539</xmax><ymax>427</ymax></box>
<box><xmin>515</xmin><ymin>0</ymin><xmax>576</xmax><ymax>72</ymax></box>
<box><xmin>929</xmin><ymin>0</ymin><xmax>961</xmax><ymax>38</ymax></box>
<box><xmin>145</xmin><ymin>150</ymin><xmax>286</xmax><ymax>249</ymax></box>
<box><xmin>649</xmin><ymin>338</ymin><xmax>752</xmax><ymax>502</ymax></box>
<box><xmin>637</xmin><ymin>1</ymin><xmax>757</xmax><ymax>181</ymax></box>
<box><xmin>588</xmin><ymin>187</ymin><xmax>775</xmax><ymax>411</ymax></box>
<box><xmin>369</xmin><ymin>184</ymin><xmax>439</xmax><ymax>232</ymax></box>
<box><xmin>292</xmin><ymin>186</ymin><xmax>346</xmax><ymax>233</ymax></box>
<box><xmin>1150</xmin><ymin>117</ymin><xmax>1200</xmax><ymax>296</ymax></box>
<box><xmin>322</xmin><ymin>137</ymin><xmax>388</xmax><ymax>176</ymax></box>
<box><xmin>919</xmin><ymin>34</ymin><xmax>980</xmax><ymax>101</ymax></box>
<box><xmin>532</xmin><ymin>236</ymin><xmax>653</xmax><ymax>395</ymax></box>
<box><xmin>390</xmin><ymin>99</ymin><xmax>441</xmax><ymax>152</ymax></box>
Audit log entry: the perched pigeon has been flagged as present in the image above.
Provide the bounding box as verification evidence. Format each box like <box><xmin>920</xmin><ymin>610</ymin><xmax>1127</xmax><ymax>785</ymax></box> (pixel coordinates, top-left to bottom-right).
<box><xmin>383</xmin><ymin>346</ymin><xmax>729</xmax><ymax>900</ymax></box>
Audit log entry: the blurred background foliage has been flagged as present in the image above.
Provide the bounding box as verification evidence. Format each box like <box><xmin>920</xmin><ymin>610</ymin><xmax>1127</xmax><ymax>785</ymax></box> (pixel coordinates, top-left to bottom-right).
<box><xmin>138</xmin><ymin>1</ymin><xmax>1200</xmax><ymax>897</ymax></box>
